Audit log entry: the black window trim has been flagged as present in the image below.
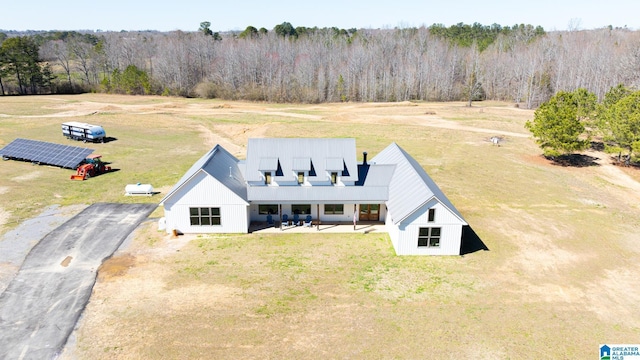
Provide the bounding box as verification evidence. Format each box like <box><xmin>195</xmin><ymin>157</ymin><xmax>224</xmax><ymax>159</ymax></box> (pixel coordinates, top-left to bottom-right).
<box><xmin>418</xmin><ymin>227</ymin><xmax>441</xmax><ymax>248</ymax></box>
<box><xmin>324</xmin><ymin>204</ymin><xmax>344</xmax><ymax>214</ymax></box>
<box><xmin>189</xmin><ymin>207</ymin><xmax>221</xmax><ymax>226</ymax></box>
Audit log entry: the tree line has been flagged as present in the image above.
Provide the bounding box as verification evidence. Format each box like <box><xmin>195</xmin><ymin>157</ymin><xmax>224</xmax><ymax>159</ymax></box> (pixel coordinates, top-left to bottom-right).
<box><xmin>1</xmin><ymin>22</ymin><xmax>639</xmax><ymax>108</ymax></box>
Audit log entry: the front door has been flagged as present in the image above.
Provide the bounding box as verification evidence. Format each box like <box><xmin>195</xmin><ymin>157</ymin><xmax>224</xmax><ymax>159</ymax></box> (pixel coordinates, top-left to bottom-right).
<box><xmin>359</xmin><ymin>204</ymin><xmax>380</xmax><ymax>221</ymax></box>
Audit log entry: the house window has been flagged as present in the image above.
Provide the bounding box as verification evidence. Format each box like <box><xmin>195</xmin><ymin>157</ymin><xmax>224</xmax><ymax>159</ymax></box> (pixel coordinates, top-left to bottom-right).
<box><xmin>324</xmin><ymin>204</ymin><xmax>344</xmax><ymax>214</ymax></box>
<box><xmin>418</xmin><ymin>227</ymin><xmax>441</xmax><ymax>247</ymax></box>
<box><xmin>259</xmin><ymin>204</ymin><xmax>278</xmax><ymax>215</ymax></box>
<box><xmin>331</xmin><ymin>172</ymin><xmax>338</xmax><ymax>184</ymax></box>
<box><xmin>297</xmin><ymin>172</ymin><xmax>304</xmax><ymax>184</ymax></box>
<box><xmin>265</xmin><ymin>172</ymin><xmax>272</xmax><ymax>185</ymax></box>
<box><xmin>428</xmin><ymin>208</ymin><xmax>435</xmax><ymax>222</ymax></box>
<box><xmin>291</xmin><ymin>204</ymin><xmax>311</xmax><ymax>215</ymax></box>
<box><xmin>190</xmin><ymin>207</ymin><xmax>221</xmax><ymax>226</ymax></box>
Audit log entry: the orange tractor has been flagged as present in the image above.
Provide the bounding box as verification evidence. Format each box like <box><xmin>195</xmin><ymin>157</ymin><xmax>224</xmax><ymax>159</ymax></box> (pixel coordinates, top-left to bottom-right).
<box><xmin>70</xmin><ymin>154</ymin><xmax>111</xmax><ymax>180</ymax></box>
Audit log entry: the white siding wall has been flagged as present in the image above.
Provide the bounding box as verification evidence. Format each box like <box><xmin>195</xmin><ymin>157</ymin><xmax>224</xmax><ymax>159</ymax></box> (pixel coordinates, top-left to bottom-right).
<box><xmin>396</xmin><ymin>224</ymin><xmax>462</xmax><ymax>255</ymax></box>
<box><xmin>385</xmin><ymin>210</ymin><xmax>400</xmax><ymax>250</ymax></box>
<box><xmin>163</xmin><ymin>171</ymin><xmax>249</xmax><ymax>234</ymax></box>
<box><xmin>386</xmin><ymin>200</ymin><xmax>464</xmax><ymax>256</ymax></box>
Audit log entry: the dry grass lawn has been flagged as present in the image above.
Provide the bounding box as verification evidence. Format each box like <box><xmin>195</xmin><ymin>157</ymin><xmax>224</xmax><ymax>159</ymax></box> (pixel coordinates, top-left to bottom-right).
<box><xmin>1</xmin><ymin>94</ymin><xmax>639</xmax><ymax>359</ymax></box>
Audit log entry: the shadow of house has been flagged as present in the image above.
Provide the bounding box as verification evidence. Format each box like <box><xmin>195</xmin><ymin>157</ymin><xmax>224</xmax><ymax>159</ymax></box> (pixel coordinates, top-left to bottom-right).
<box><xmin>459</xmin><ymin>225</ymin><xmax>489</xmax><ymax>255</ymax></box>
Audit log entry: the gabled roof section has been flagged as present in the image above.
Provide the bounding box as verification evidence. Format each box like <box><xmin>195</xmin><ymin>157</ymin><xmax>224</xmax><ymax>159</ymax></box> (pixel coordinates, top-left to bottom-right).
<box><xmin>245</xmin><ymin>138</ymin><xmax>358</xmax><ymax>182</ymax></box>
<box><xmin>371</xmin><ymin>143</ymin><xmax>467</xmax><ymax>225</ymax></box>
<box><xmin>160</xmin><ymin>145</ymin><xmax>247</xmax><ymax>205</ymax></box>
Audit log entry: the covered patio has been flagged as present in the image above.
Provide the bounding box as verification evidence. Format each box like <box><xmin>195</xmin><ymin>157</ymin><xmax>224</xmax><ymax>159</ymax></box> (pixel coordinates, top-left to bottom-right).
<box><xmin>249</xmin><ymin>220</ymin><xmax>386</xmax><ymax>234</ymax></box>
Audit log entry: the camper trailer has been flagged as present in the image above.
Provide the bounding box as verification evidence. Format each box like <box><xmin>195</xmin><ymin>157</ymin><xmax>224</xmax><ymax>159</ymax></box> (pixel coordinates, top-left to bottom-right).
<box><xmin>61</xmin><ymin>122</ymin><xmax>106</xmax><ymax>143</ymax></box>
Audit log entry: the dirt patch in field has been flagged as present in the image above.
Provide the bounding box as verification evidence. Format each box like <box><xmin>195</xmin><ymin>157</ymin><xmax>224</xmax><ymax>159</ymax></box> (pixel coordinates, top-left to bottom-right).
<box><xmin>11</xmin><ymin>171</ymin><xmax>43</xmax><ymax>182</ymax></box>
<box><xmin>98</xmin><ymin>254</ymin><xmax>137</xmax><ymax>280</ymax></box>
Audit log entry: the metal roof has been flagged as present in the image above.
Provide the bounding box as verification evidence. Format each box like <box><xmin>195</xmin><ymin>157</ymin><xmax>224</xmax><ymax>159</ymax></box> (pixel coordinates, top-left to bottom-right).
<box><xmin>248</xmin><ymin>185</ymin><xmax>387</xmax><ymax>203</ymax></box>
<box><xmin>292</xmin><ymin>157</ymin><xmax>311</xmax><ymax>171</ymax></box>
<box><xmin>325</xmin><ymin>157</ymin><xmax>343</xmax><ymax>171</ymax></box>
<box><xmin>244</xmin><ymin>138</ymin><xmax>359</xmax><ymax>183</ymax></box>
<box><xmin>247</xmin><ymin>163</ymin><xmax>394</xmax><ymax>203</ymax></box>
<box><xmin>160</xmin><ymin>145</ymin><xmax>247</xmax><ymax>205</ymax></box>
<box><xmin>258</xmin><ymin>157</ymin><xmax>278</xmax><ymax>171</ymax></box>
<box><xmin>370</xmin><ymin>143</ymin><xmax>467</xmax><ymax>225</ymax></box>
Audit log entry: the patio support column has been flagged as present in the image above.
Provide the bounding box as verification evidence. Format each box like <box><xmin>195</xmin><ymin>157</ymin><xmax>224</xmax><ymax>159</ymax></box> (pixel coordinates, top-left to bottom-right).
<box><xmin>279</xmin><ymin>204</ymin><xmax>282</xmax><ymax>231</ymax></box>
<box><xmin>317</xmin><ymin>204</ymin><xmax>320</xmax><ymax>231</ymax></box>
<box><xmin>353</xmin><ymin>204</ymin><xmax>357</xmax><ymax>231</ymax></box>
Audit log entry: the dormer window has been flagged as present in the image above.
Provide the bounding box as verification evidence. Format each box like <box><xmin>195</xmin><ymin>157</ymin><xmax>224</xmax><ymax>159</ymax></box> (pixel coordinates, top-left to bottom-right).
<box><xmin>265</xmin><ymin>172</ymin><xmax>272</xmax><ymax>185</ymax></box>
<box><xmin>331</xmin><ymin>172</ymin><xmax>338</xmax><ymax>184</ymax></box>
<box><xmin>297</xmin><ymin>172</ymin><xmax>304</xmax><ymax>184</ymax></box>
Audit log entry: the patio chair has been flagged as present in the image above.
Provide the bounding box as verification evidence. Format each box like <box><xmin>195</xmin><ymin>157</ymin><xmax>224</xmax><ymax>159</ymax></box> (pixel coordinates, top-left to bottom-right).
<box><xmin>282</xmin><ymin>214</ymin><xmax>289</xmax><ymax>227</ymax></box>
<box><xmin>292</xmin><ymin>213</ymin><xmax>300</xmax><ymax>226</ymax></box>
<box><xmin>267</xmin><ymin>214</ymin><xmax>274</xmax><ymax>226</ymax></box>
<box><xmin>303</xmin><ymin>215</ymin><xmax>312</xmax><ymax>227</ymax></box>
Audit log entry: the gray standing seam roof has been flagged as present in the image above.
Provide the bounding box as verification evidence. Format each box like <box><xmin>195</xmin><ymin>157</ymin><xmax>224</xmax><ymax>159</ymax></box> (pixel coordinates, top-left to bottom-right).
<box><xmin>160</xmin><ymin>145</ymin><xmax>247</xmax><ymax>205</ymax></box>
<box><xmin>245</xmin><ymin>138</ymin><xmax>359</xmax><ymax>183</ymax></box>
<box><xmin>247</xmin><ymin>163</ymin><xmax>394</xmax><ymax>203</ymax></box>
<box><xmin>371</xmin><ymin>143</ymin><xmax>467</xmax><ymax>225</ymax></box>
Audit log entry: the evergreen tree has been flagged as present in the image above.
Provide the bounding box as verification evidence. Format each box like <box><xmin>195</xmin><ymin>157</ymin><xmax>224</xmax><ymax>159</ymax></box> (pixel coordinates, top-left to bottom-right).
<box><xmin>525</xmin><ymin>89</ymin><xmax>595</xmax><ymax>157</ymax></box>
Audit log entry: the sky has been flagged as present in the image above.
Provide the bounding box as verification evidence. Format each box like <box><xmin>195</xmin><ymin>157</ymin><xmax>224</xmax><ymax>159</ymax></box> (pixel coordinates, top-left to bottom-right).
<box><xmin>2</xmin><ymin>0</ymin><xmax>639</xmax><ymax>33</ymax></box>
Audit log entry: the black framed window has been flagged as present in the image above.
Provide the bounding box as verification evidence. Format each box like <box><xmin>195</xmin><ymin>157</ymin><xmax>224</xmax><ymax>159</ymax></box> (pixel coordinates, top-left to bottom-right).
<box><xmin>297</xmin><ymin>172</ymin><xmax>304</xmax><ymax>184</ymax></box>
<box><xmin>190</xmin><ymin>207</ymin><xmax>221</xmax><ymax>226</ymax></box>
<box><xmin>259</xmin><ymin>204</ymin><xmax>278</xmax><ymax>215</ymax></box>
<box><xmin>428</xmin><ymin>208</ymin><xmax>435</xmax><ymax>222</ymax></box>
<box><xmin>291</xmin><ymin>204</ymin><xmax>311</xmax><ymax>214</ymax></box>
<box><xmin>265</xmin><ymin>172</ymin><xmax>272</xmax><ymax>185</ymax></box>
<box><xmin>331</xmin><ymin>172</ymin><xmax>338</xmax><ymax>184</ymax></box>
<box><xmin>418</xmin><ymin>227</ymin><xmax>441</xmax><ymax>247</ymax></box>
<box><xmin>324</xmin><ymin>204</ymin><xmax>344</xmax><ymax>214</ymax></box>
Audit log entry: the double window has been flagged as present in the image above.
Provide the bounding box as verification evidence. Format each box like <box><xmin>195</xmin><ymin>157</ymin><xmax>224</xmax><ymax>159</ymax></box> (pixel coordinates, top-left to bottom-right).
<box><xmin>418</xmin><ymin>227</ymin><xmax>441</xmax><ymax>247</ymax></box>
<box><xmin>324</xmin><ymin>204</ymin><xmax>344</xmax><ymax>214</ymax></box>
<box><xmin>190</xmin><ymin>207</ymin><xmax>221</xmax><ymax>226</ymax></box>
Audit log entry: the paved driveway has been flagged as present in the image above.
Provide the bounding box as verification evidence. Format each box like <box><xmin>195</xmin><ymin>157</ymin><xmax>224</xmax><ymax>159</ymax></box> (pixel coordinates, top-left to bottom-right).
<box><xmin>0</xmin><ymin>203</ymin><xmax>156</xmax><ymax>360</ymax></box>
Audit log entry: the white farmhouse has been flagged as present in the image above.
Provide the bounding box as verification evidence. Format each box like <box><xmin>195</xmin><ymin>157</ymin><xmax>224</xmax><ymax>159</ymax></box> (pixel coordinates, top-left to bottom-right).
<box><xmin>160</xmin><ymin>138</ymin><xmax>467</xmax><ymax>255</ymax></box>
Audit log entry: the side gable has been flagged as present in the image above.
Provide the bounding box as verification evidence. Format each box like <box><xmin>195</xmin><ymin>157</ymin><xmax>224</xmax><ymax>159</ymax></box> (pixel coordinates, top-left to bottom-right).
<box><xmin>160</xmin><ymin>145</ymin><xmax>248</xmax><ymax>206</ymax></box>
<box><xmin>371</xmin><ymin>143</ymin><xmax>467</xmax><ymax>226</ymax></box>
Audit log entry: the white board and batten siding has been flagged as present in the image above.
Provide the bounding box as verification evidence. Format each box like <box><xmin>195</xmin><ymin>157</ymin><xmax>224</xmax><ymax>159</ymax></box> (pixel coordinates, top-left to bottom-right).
<box><xmin>386</xmin><ymin>201</ymin><xmax>464</xmax><ymax>256</ymax></box>
<box><xmin>163</xmin><ymin>171</ymin><xmax>249</xmax><ymax>234</ymax></box>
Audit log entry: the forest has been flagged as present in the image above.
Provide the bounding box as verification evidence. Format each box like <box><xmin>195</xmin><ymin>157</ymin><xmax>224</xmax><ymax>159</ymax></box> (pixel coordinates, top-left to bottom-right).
<box><xmin>0</xmin><ymin>22</ymin><xmax>639</xmax><ymax>108</ymax></box>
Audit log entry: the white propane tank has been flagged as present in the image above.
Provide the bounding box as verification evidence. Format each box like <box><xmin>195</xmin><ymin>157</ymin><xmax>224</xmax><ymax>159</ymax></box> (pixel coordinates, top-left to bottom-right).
<box><xmin>125</xmin><ymin>183</ymin><xmax>154</xmax><ymax>196</ymax></box>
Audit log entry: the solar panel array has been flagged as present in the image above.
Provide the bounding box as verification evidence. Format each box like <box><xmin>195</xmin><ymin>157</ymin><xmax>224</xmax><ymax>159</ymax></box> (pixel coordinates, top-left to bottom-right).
<box><xmin>0</xmin><ymin>138</ymin><xmax>94</xmax><ymax>169</ymax></box>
